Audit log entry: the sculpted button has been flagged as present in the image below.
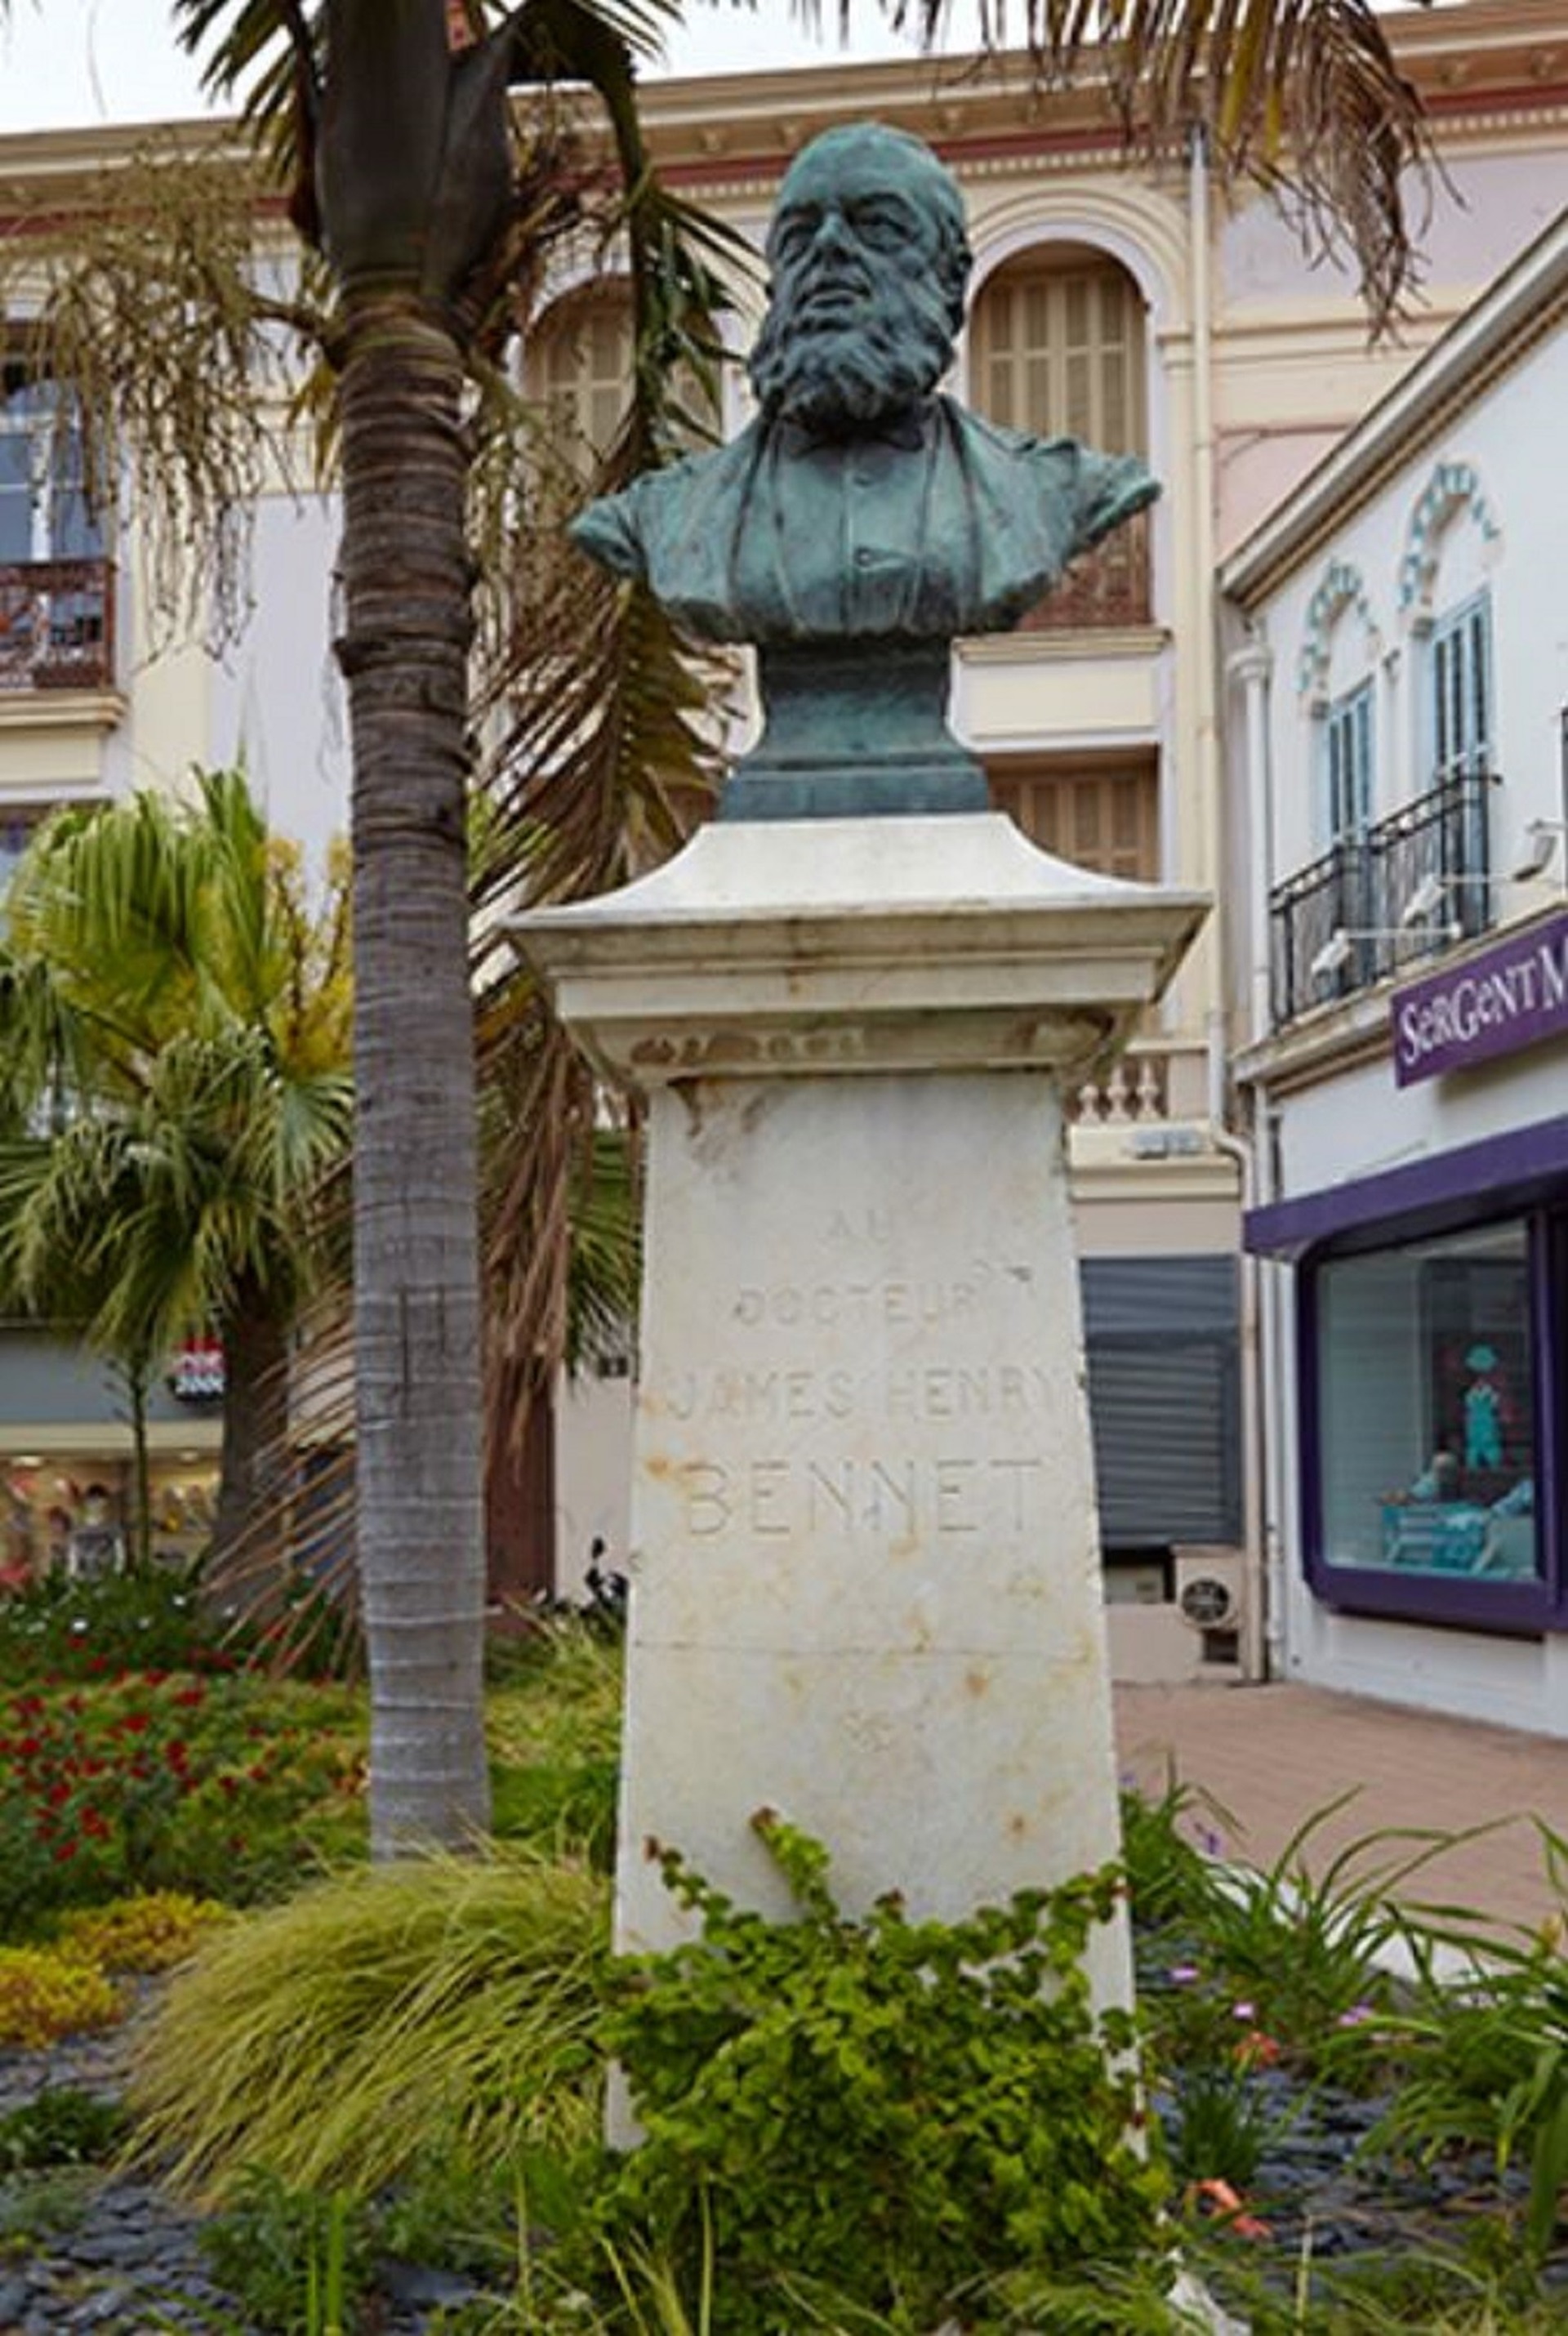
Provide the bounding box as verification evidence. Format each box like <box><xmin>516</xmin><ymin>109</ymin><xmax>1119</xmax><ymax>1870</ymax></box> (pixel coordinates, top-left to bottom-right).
<box><xmin>854</xmin><ymin>546</ymin><xmax>874</xmax><ymax>566</ymax></box>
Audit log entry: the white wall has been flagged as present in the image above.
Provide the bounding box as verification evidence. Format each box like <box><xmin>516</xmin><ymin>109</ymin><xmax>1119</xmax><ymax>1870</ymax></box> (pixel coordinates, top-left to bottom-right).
<box><xmin>206</xmin><ymin>492</ymin><xmax>349</xmax><ymax>875</ymax></box>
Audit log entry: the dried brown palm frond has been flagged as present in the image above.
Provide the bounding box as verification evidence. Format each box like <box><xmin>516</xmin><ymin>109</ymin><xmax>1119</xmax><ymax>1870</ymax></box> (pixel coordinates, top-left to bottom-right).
<box><xmin>470</xmin><ymin>390</ymin><xmax>729</xmax><ymax>1470</ymax></box>
<box><xmin>1</xmin><ymin>141</ymin><xmax>329</xmax><ymax>650</ymax></box>
<box><xmin>876</xmin><ymin>0</ymin><xmax>1433</xmax><ymax>331</ymax></box>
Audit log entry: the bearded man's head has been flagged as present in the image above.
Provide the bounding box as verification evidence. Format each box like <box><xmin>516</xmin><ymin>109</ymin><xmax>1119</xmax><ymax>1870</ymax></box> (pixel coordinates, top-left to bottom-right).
<box><xmin>749</xmin><ymin>125</ymin><xmax>972</xmax><ymax>435</ymax></box>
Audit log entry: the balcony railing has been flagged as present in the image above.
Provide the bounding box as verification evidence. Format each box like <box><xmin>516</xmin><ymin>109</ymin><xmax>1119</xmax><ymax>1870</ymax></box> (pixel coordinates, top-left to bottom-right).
<box><xmin>1018</xmin><ymin>504</ymin><xmax>1152</xmax><ymax>633</ymax></box>
<box><xmin>0</xmin><ymin>559</ymin><xmax>115</xmax><ymax>693</ymax></box>
<box><xmin>1270</xmin><ymin>767</ymin><xmax>1499</xmax><ymax>1026</ymax></box>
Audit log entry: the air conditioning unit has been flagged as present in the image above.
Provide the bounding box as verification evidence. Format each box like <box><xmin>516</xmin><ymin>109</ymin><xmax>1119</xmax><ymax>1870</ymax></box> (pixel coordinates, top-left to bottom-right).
<box><xmin>1172</xmin><ymin>1548</ymin><xmax>1245</xmax><ymax>1634</ymax></box>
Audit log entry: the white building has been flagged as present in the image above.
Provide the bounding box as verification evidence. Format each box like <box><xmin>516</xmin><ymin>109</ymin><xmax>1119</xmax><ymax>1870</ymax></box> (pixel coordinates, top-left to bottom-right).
<box><xmin>1222</xmin><ymin>205</ymin><xmax>1568</xmax><ymax>1732</ymax></box>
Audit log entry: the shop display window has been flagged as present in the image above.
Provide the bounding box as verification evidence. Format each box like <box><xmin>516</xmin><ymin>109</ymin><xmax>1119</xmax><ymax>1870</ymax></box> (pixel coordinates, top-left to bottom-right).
<box><xmin>2</xmin><ymin>1457</ymin><xmax>218</xmax><ymax>1583</ymax></box>
<box><xmin>1310</xmin><ymin>1214</ymin><xmax>1555</xmax><ymax>1616</ymax></box>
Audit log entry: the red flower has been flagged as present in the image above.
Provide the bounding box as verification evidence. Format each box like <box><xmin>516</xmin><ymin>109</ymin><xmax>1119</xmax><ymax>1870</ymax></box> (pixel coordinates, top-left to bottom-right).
<box><xmin>79</xmin><ymin>1808</ymin><xmax>109</xmax><ymax>1839</ymax></box>
<box><xmin>45</xmin><ymin>1781</ymin><xmax>69</xmax><ymax>1808</ymax></box>
<box><xmin>247</xmin><ymin>1765</ymin><xmax>270</xmax><ymax>1785</ymax></box>
<box><xmin>142</xmin><ymin>1671</ymin><xmax>167</xmax><ymax>1688</ymax></box>
<box><xmin>165</xmin><ymin>1740</ymin><xmax>189</xmax><ymax>1769</ymax></box>
<box><xmin>16</xmin><ymin>1736</ymin><xmax>40</xmax><ymax>1759</ymax></box>
<box><xmin>119</xmin><ymin>1713</ymin><xmax>152</xmax><ymax>1736</ymax></box>
<box><xmin>52</xmin><ymin>1839</ymin><xmax>78</xmax><ymax>1863</ymax></box>
<box><xmin>172</xmin><ymin>1687</ymin><xmax>206</xmax><ymax>1709</ymax></box>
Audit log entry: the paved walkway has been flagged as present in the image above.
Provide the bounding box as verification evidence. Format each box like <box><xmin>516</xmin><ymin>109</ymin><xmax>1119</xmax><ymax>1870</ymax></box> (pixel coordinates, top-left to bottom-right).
<box><xmin>1112</xmin><ymin>1679</ymin><xmax>1568</xmax><ymax>1936</ymax></box>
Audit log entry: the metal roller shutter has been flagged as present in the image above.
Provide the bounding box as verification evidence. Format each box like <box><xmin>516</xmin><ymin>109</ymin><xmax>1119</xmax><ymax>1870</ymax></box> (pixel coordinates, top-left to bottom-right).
<box><xmin>1079</xmin><ymin>1256</ymin><xmax>1241</xmax><ymax>1547</ymax></box>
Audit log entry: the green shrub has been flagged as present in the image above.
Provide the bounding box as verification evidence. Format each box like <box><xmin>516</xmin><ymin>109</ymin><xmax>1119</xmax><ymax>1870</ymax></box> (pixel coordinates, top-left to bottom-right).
<box><xmin>0</xmin><ymin>1563</ymin><xmax>244</xmax><ymax>1682</ymax></box>
<box><xmin>54</xmin><ymin>1888</ymin><xmax>229</xmax><ymax>1971</ymax></box>
<box><xmin>198</xmin><ymin>2168</ymin><xmax>368</xmax><ymax>2336</ymax></box>
<box><xmin>129</xmin><ymin>1843</ymin><xmax>608</xmax><ymax>2204</ymax></box>
<box><xmin>0</xmin><ymin>2085</ymin><xmax>131</xmax><ymax>2172</ymax></box>
<box><xmin>0</xmin><ymin>1672</ymin><xmax>363</xmax><ymax>1930</ymax></box>
<box><xmin>596</xmin><ymin>1812</ymin><xmax>1168</xmax><ymax>2336</ymax></box>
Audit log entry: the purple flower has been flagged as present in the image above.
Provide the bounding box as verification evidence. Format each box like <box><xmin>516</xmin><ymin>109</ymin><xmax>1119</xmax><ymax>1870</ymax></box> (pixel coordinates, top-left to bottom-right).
<box><xmin>1231</xmin><ymin>2000</ymin><xmax>1256</xmax><ymax>2022</ymax></box>
<box><xmin>1169</xmin><ymin>1963</ymin><xmax>1200</xmax><ymax>1985</ymax></box>
<box><xmin>1336</xmin><ymin>2003</ymin><xmax>1377</xmax><ymax>2029</ymax></box>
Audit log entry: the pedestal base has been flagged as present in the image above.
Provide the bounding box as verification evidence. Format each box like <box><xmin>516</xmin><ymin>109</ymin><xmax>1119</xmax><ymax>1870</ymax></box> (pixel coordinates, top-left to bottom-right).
<box><xmin>616</xmin><ymin>1065</ymin><xmax>1132</xmax><ymax>2010</ymax></box>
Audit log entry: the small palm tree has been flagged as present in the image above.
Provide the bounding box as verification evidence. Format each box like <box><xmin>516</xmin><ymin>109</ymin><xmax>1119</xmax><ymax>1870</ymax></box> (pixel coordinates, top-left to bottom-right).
<box><xmin>0</xmin><ymin>769</ymin><xmax>353</xmax><ymax>1589</ymax></box>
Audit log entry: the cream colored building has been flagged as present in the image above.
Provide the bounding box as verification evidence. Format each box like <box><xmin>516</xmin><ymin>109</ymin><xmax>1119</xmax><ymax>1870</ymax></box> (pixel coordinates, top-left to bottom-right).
<box><xmin>2</xmin><ymin>0</ymin><xmax>1566</xmax><ymax>1660</ymax></box>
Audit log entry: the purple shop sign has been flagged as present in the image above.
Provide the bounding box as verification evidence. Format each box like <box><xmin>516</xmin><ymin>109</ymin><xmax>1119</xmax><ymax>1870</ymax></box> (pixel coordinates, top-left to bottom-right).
<box><xmin>1392</xmin><ymin>908</ymin><xmax>1568</xmax><ymax>1086</ymax></box>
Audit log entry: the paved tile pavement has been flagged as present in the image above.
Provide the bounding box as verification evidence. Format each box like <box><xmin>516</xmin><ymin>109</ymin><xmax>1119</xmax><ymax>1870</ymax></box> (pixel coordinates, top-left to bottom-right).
<box><xmin>1112</xmin><ymin>1679</ymin><xmax>1568</xmax><ymax>1936</ymax></box>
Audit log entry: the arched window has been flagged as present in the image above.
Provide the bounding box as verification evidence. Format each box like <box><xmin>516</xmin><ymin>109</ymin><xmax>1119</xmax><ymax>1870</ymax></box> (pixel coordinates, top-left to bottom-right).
<box><xmin>969</xmin><ymin>247</ymin><xmax>1151</xmax><ymax>629</ymax></box>
<box><xmin>532</xmin><ymin>288</ymin><xmax>636</xmax><ymax>476</ymax></box>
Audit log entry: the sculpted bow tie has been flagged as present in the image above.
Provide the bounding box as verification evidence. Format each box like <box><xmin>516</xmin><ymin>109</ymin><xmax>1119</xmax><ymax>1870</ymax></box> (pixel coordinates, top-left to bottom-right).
<box><xmin>782</xmin><ymin>405</ymin><xmax>931</xmax><ymax>457</ymax></box>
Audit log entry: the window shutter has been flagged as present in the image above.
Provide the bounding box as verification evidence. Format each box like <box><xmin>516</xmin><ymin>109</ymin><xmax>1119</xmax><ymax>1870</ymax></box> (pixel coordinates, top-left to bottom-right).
<box><xmin>972</xmin><ymin>258</ymin><xmax>1146</xmax><ymax>455</ymax></box>
<box><xmin>990</xmin><ymin>760</ymin><xmax>1160</xmax><ymax>884</ymax></box>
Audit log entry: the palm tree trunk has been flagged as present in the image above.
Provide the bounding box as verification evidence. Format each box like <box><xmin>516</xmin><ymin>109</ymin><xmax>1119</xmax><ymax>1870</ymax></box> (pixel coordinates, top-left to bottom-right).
<box><xmin>338</xmin><ymin>302</ymin><xmax>491</xmax><ymax>1854</ymax></box>
<box><xmin>207</xmin><ymin>1287</ymin><xmax>292</xmax><ymax>1607</ymax></box>
<box><xmin>124</xmin><ymin>1355</ymin><xmax>153</xmax><ymax>1572</ymax></box>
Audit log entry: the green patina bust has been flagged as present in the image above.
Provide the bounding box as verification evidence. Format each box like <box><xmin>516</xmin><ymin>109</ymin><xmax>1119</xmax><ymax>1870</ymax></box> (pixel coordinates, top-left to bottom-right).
<box><xmin>572</xmin><ymin>123</ymin><xmax>1159</xmax><ymax>820</ymax></box>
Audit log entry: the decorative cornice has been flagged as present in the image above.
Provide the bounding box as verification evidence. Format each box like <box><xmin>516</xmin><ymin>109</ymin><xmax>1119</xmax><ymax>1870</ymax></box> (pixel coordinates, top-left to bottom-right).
<box><xmin>960</xmin><ymin>625</ymin><xmax>1168</xmax><ymax>666</ymax></box>
<box><xmin>0</xmin><ymin>690</ymin><xmax>125</xmax><ymax>737</ymax></box>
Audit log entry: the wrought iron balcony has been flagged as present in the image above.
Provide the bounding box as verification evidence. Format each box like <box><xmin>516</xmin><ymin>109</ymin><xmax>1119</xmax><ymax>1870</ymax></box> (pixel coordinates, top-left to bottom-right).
<box><xmin>0</xmin><ymin>559</ymin><xmax>116</xmax><ymax>693</ymax></box>
<box><xmin>1270</xmin><ymin>767</ymin><xmax>1499</xmax><ymax>1027</ymax></box>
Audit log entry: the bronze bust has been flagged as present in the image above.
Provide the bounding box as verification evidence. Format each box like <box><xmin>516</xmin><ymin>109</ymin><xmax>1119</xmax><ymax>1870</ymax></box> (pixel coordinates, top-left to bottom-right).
<box><xmin>572</xmin><ymin>123</ymin><xmax>1158</xmax><ymax>819</ymax></box>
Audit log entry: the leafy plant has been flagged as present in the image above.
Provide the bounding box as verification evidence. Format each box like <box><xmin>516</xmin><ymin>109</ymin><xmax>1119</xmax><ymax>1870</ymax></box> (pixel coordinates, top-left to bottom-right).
<box><xmin>0</xmin><ymin>2084</ymin><xmax>131</xmax><ymax>2172</ymax></box>
<box><xmin>0</xmin><ymin>1671</ymin><xmax>363</xmax><ymax>1930</ymax></box>
<box><xmin>129</xmin><ymin>1843</ymin><xmax>607</xmax><ymax>2204</ymax></box>
<box><xmin>1365</xmin><ymin>1904</ymin><xmax>1568</xmax><ymax>2261</ymax></box>
<box><xmin>0</xmin><ymin>1945</ymin><xmax>122</xmax><ymax>2044</ymax></box>
<box><xmin>0</xmin><ymin>1563</ymin><xmax>246</xmax><ymax>1684</ymax></box>
<box><xmin>1163</xmin><ymin>2061</ymin><xmax>1280</xmax><ymax>2191</ymax></box>
<box><xmin>198</xmin><ymin>2169</ymin><xmax>368</xmax><ymax>2336</ymax></box>
<box><xmin>52</xmin><ymin>1888</ymin><xmax>229</xmax><ymax>1972</ymax></box>
<box><xmin>1151</xmin><ymin>1791</ymin><xmax>1461</xmax><ymax>2071</ymax></box>
<box><xmin>1119</xmin><ymin>1771</ymin><xmax>1232</xmax><ymax>1935</ymax></box>
<box><xmin>596</xmin><ymin>1812</ymin><xmax>1168</xmax><ymax>2336</ymax></box>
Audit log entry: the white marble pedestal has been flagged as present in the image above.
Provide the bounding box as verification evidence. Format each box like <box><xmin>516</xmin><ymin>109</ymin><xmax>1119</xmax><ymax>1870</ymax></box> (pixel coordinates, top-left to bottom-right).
<box><xmin>515</xmin><ymin>815</ymin><xmax>1205</xmax><ymax>2008</ymax></box>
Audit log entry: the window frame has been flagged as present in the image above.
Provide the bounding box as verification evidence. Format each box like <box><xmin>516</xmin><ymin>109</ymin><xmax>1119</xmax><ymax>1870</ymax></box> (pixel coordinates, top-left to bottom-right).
<box><xmin>1428</xmin><ymin>587</ymin><xmax>1494</xmax><ymax>782</ymax></box>
<box><xmin>1322</xmin><ymin>677</ymin><xmax>1374</xmax><ymax>849</ymax></box>
<box><xmin>1297</xmin><ymin>1197</ymin><xmax>1566</xmax><ymax>1634</ymax></box>
<box><xmin>0</xmin><ymin>370</ymin><xmax>102</xmax><ymax>568</ymax></box>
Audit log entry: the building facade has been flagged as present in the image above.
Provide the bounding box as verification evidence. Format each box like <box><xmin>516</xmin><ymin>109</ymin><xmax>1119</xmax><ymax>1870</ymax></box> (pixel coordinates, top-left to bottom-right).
<box><xmin>1223</xmin><ymin>204</ymin><xmax>1568</xmax><ymax>1732</ymax></box>
<box><xmin>2</xmin><ymin>1</ymin><xmax>1566</xmax><ymax>1672</ymax></box>
<box><xmin>548</xmin><ymin>0</ymin><xmax>1568</xmax><ymax>1672</ymax></box>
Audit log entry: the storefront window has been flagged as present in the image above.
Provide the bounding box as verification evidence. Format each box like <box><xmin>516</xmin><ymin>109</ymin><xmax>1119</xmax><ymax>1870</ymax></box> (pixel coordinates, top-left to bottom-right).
<box><xmin>1316</xmin><ymin>1219</ymin><xmax>1537</xmax><ymax>1584</ymax></box>
<box><xmin>2</xmin><ymin>1456</ymin><xmax>218</xmax><ymax>1581</ymax></box>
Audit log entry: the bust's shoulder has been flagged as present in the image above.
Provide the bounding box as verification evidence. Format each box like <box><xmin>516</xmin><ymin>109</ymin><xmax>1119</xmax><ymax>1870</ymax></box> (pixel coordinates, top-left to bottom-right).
<box><xmin>638</xmin><ymin>422</ymin><xmax>767</xmax><ymax>505</ymax></box>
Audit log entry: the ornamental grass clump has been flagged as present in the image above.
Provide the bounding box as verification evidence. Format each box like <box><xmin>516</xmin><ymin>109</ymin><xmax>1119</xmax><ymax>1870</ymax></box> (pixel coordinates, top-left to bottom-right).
<box><xmin>128</xmin><ymin>1842</ymin><xmax>608</xmax><ymax>2204</ymax></box>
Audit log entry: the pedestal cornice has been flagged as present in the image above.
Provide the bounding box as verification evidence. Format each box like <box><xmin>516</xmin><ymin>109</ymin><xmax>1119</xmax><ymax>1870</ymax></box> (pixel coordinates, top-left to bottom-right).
<box><xmin>514</xmin><ymin>814</ymin><xmax>1209</xmax><ymax>1087</ymax></box>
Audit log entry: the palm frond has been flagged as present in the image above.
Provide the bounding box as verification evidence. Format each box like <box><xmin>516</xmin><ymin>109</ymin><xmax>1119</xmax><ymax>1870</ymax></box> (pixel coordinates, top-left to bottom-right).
<box><xmin>885</xmin><ymin>0</ymin><xmax>1432</xmax><ymax>327</ymax></box>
